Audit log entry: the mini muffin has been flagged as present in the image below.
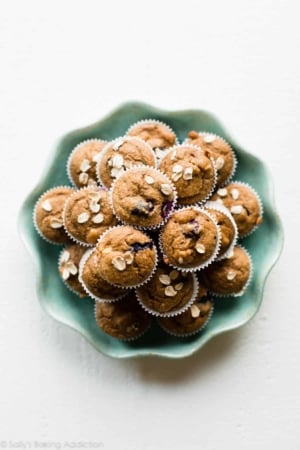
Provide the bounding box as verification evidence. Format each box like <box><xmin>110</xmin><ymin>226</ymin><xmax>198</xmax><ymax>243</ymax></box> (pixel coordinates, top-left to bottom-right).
<box><xmin>210</xmin><ymin>182</ymin><xmax>263</xmax><ymax>238</ymax></box>
<box><xmin>96</xmin><ymin>136</ymin><xmax>156</xmax><ymax>188</ymax></box>
<box><xmin>205</xmin><ymin>201</ymin><xmax>238</xmax><ymax>259</ymax></box>
<box><xmin>95</xmin><ymin>292</ymin><xmax>151</xmax><ymax>340</ymax></box>
<box><xmin>136</xmin><ymin>263</ymin><xmax>198</xmax><ymax>316</ymax></box>
<box><xmin>67</xmin><ymin>139</ymin><xmax>107</xmax><ymax>188</ymax></box>
<box><xmin>160</xmin><ymin>207</ymin><xmax>220</xmax><ymax>270</ymax></box>
<box><xmin>186</xmin><ymin>131</ymin><xmax>236</xmax><ymax>187</ymax></box>
<box><xmin>158</xmin><ymin>297</ymin><xmax>214</xmax><ymax>337</ymax></box>
<box><xmin>34</xmin><ymin>186</ymin><xmax>74</xmax><ymax>244</ymax></box>
<box><xmin>199</xmin><ymin>245</ymin><xmax>252</xmax><ymax>296</ymax></box>
<box><xmin>95</xmin><ymin>225</ymin><xmax>157</xmax><ymax>288</ymax></box>
<box><xmin>159</xmin><ymin>144</ymin><xmax>216</xmax><ymax>204</ymax></box>
<box><xmin>111</xmin><ymin>167</ymin><xmax>177</xmax><ymax>229</ymax></box>
<box><xmin>58</xmin><ymin>244</ymin><xmax>87</xmax><ymax>297</ymax></box>
<box><xmin>63</xmin><ymin>187</ymin><xmax>118</xmax><ymax>245</ymax></box>
<box><xmin>79</xmin><ymin>249</ymin><xmax>126</xmax><ymax>301</ymax></box>
<box><xmin>127</xmin><ymin>119</ymin><xmax>177</xmax><ymax>161</ymax></box>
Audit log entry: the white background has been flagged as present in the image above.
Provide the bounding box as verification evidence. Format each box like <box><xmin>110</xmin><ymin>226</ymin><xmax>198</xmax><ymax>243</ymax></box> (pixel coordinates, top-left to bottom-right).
<box><xmin>1</xmin><ymin>0</ymin><xmax>299</xmax><ymax>449</ymax></box>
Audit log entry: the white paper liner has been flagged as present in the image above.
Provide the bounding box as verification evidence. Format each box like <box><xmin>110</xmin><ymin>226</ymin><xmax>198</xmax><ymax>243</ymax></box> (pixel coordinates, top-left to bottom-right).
<box><xmin>62</xmin><ymin>185</ymin><xmax>114</xmax><ymax>247</ymax></box>
<box><xmin>158</xmin><ymin>206</ymin><xmax>221</xmax><ymax>272</ymax></box>
<box><xmin>33</xmin><ymin>185</ymin><xmax>75</xmax><ymax>245</ymax></box>
<box><xmin>225</xmin><ymin>181</ymin><xmax>264</xmax><ymax>238</ymax></box>
<box><xmin>109</xmin><ymin>165</ymin><xmax>178</xmax><ymax>231</ymax></box>
<box><xmin>205</xmin><ymin>200</ymin><xmax>239</xmax><ymax>260</ymax></box>
<box><xmin>157</xmin><ymin>300</ymin><xmax>214</xmax><ymax>337</ymax></box>
<box><xmin>93</xmin><ymin>300</ymin><xmax>152</xmax><ymax>341</ymax></box>
<box><xmin>57</xmin><ymin>247</ymin><xmax>88</xmax><ymax>298</ymax></box>
<box><xmin>183</xmin><ymin>131</ymin><xmax>237</xmax><ymax>187</ymax></box>
<box><xmin>205</xmin><ymin>244</ymin><xmax>253</xmax><ymax>298</ymax></box>
<box><xmin>78</xmin><ymin>248</ymin><xmax>126</xmax><ymax>303</ymax></box>
<box><xmin>95</xmin><ymin>135</ymin><xmax>157</xmax><ymax>188</ymax></box>
<box><xmin>66</xmin><ymin>138</ymin><xmax>107</xmax><ymax>188</ymax></box>
<box><xmin>94</xmin><ymin>225</ymin><xmax>159</xmax><ymax>289</ymax></box>
<box><xmin>135</xmin><ymin>272</ymin><xmax>199</xmax><ymax>318</ymax></box>
<box><xmin>157</xmin><ymin>143</ymin><xmax>217</xmax><ymax>206</ymax></box>
<box><xmin>126</xmin><ymin>119</ymin><xmax>179</xmax><ymax>148</ymax></box>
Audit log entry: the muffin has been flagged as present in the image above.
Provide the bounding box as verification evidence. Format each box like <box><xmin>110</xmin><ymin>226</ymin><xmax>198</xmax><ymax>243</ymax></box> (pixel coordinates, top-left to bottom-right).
<box><xmin>136</xmin><ymin>263</ymin><xmax>198</xmax><ymax>316</ymax></box>
<box><xmin>67</xmin><ymin>139</ymin><xmax>107</xmax><ymax>188</ymax></box>
<box><xmin>210</xmin><ymin>182</ymin><xmax>263</xmax><ymax>238</ymax></box>
<box><xmin>58</xmin><ymin>244</ymin><xmax>87</xmax><ymax>297</ymax></box>
<box><xmin>95</xmin><ymin>225</ymin><xmax>157</xmax><ymax>288</ymax></box>
<box><xmin>63</xmin><ymin>187</ymin><xmax>118</xmax><ymax>245</ymax></box>
<box><xmin>96</xmin><ymin>136</ymin><xmax>156</xmax><ymax>188</ymax></box>
<box><xmin>95</xmin><ymin>292</ymin><xmax>151</xmax><ymax>340</ymax></box>
<box><xmin>159</xmin><ymin>144</ymin><xmax>216</xmax><ymax>205</ymax></box>
<box><xmin>111</xmin><ymin>167</ymin><xmax>177</xmax><ymax>229</ymax></box>
<box><xmin>34</xmin><ymin>186</ymin><xmax>74</xmax><ymax>244</ymax></box>
<box><xmin>79</xmin><ymin>249</ymin><xmax>126</xmax><ymax>301</ymax></box>
<box><xmin>186</xmin><ymin>131</ymin><xmax>236</xmax><ymax>187</ymax></box>
<box><xmin>205</xmin><ymin>201</ymin><xmax>238</xmax><ymax>259</ymax></box>
<box><xmin>127</xmin><ymin>119</ymin><xmax>177</xmax><ymax>161</ymax></box>
<box><xmin>158</xmin><ymin>297</ymin><xmax>214</xmax><ymax>337</ymax></box>
<box><xmin>199</xmin><ymin>245</ymin><xmax>252</xmax><ymax>296</ymax></box>
<box><xmin>160</xmin><ymin>207</ymin><xmax>220</xmax><ymax>270</ymax></box>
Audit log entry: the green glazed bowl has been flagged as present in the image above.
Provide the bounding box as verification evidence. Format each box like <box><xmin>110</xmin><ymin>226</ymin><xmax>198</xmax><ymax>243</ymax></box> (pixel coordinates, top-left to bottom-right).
<box><xmin>18</xmin><ymin>102</ymin><xmax>283</xmax><ymax>359</ymax></box>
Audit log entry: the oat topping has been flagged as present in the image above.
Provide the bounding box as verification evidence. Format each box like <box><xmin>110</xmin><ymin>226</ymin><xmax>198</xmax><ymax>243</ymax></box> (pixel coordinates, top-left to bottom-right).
<box><xmin>80</xmin><ymin>159</ymin><xmax>91</xmax><ymax>172</ymax></box>
<box><xmin>231</xmin><ymin>188</ymin><xmax>240</xmax><ymax>200</ymax></box>
<box><xmin>79</xmin><ymin>172</ymin><xmax>89</xmax><ymax>185</ymax></box>
<box><xmin>203</xmin><ymin>134</ymin><xmax>216</xmax><ymax>144</ymax></box>
<box><xmin>215</xmin><ymin>156</ymin><xmax>225</xmax><ymax>170</ymax></box>
<box><xmin>112</xmin><ymin>256</ymin><xmax>126</xmax><ymax>271</ymax></box>
<box><xmin>77</xmin><ymin>212</ymin><xmax>90</xmax><ymax>223</ymax></box>
<box><xmin>165</xmin><ymin>285</ymin><xmax>177</xmax><ymax>297</ymax></box>
<box><xmin>174</xmin><ymin>282</ymin><xmax>184</xmax><ymax>291</ymax></box>
<box><xmin>124</xmin><ymin>251</ymin><xmax>134</xmax><ymax>265</ymax></box>
<box><xmin>183</xmin><ymin>167</ymin><xmax>193</xmax><ymax>180</ymax></box>
<box><xmin>50</xmin><ymin>218</ymin><xmax>63</xmax><ymax>229</ymax></box>
<box><xmin>169</xmin><ymin>270</ymin><xmax>179</xmax><ymax>280</ymax></box>
<box><xmin>42</xmin><ymin>199</ymin><xmax>52</xmax><ymax>212</ymax></box>
<box><xmin>145</xmin><ymin>175</ymin><xmax>154</xmax><ymax>185</ymax></box>
<box><xmin>172</xmin><ymin>164</ymin><xmax>183</xmax><ymax>182</ymax></box>
<box><xmin>92</xmin><ymin>213</ymin><xmax>104</xmax><ymax>224</ymax></box>
<box><xmin>159</xmin><ymin>274</ymin><xmax>171</xmax><ymax>285</ymax></box>
<box><xmin>178</xmin><ymin>257</ymin><xmax>184</xmax><ymax>264</ymax></box>
<box><xmin>195</xmin><ymin>243</ymin><xmax>206</xmax><ymax>254</ymax></box>
<box><xmin>227</xmin><ymin>270</ymin><xmax>237</xmax><ymax>280</ymax></box>
<box><xmin>89</xmin><ymin>201</ymin><xmax>101</xmax><ymax>213</ymax></box>
<box><xmin>231</xmin><ymin>205</ymin><xmax>243</xmax><ymax>215</ymax></box>
<box><xmin>60</xmin><ymin>250</ymin><xmax>70</xmax><ymax>263</ymax></box>
<box><xmin>190</xmin><ymin>304</ymin><xmax>200</xmax><ymax>318</ymax></box>
<box><xmin>217</xmin><ymin>188</ymin><xmax>228</xmax><ymax>197</ymax></box>
<box><xmin>113</xmin><ymin>139</ymin><xmax>124</xmax><ymax>151</ymax></box>
<box><xmin>160</xmin><ymin>184</ymin><xmax>172</xmax><ymax>196</ymax></box>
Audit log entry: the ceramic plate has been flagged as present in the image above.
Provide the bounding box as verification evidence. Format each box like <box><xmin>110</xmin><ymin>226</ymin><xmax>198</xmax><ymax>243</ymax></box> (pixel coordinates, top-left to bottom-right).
<box><xmin>18</xmin><ymin>102</ymin><xmax>283</xmax><ymax>359</ymax></box>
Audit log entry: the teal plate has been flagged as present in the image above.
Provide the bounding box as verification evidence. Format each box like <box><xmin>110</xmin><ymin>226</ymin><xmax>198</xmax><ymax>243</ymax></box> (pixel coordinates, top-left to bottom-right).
<box><xmin>18</xmin><ymin>102</ymin><xmax>283</xmax><ymax>359</ymax></box>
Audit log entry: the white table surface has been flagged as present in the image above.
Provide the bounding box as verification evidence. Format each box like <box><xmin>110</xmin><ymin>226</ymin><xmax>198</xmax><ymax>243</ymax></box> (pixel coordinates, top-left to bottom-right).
<box><xmin>1</xmin><ymin>1</ymin><xmax>299</xmax><ymax>448</ymax></box>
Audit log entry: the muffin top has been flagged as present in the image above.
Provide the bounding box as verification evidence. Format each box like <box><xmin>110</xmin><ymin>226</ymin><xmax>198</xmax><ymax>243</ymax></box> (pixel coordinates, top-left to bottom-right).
<box><xmin>158</xmin><ymin>298</ymin><xmax>213</xmax><ymax>336</ymax></box>
<box><xmin>95</xmin><ymin>225</ymin><xmax>157</xmax><ymax>288</ymax></box>
<box><xmin>68</xmin><ymin>139</ymin><xmax>107</xmax><ymax>188</ymax></box>
<box><xmin>63</xmin><ymin>187</ymin><xmax>118</xmax><ymax>245</ymax></box>
<box><xmin>96</xmin><ymin>136</ymin><xmax>156</xmax><ymax>188</ymax></box>
<box><xmin>127</xmin><ymin>119</ymin><xmax>177</xmax><ymax>152</ymax></box>
<box><xmin>95</xmin><ymin>292</ymin><xmax>151</xmax><ymax>340</ymax></box>
<box><xmin>111</xmin><ymin>167</ymin><xmax>176</xmax><ymax>229</ymax></box>
<box><xmin>136</xmin><ymin>263</ymin><xmax>197</xmax><ymax>316</ymax></box>
<box><xmin>199</xmin><ymin>245</ymin><xmax>251</xmax><ymax>296</ymax></box>
<box><xmin>58</xmin><ymin>244</ymin><xmax>87</xmax><ymax>297</ymax></box>
<box><xmin>186</xmin><ymin>131</ymin><xmax>235</xmax><ymax>187</ymax></box>
<box><xmin>205</xmin><ymin>201</ymin><xmax>237</xmax><ymax>259</ymax></box>
<box><xmin>34</xmin><ymin>186</ymin><xmax>74</xmax><ymax>244</ymax></box>
<box><xmin>80</xmin><ymin>249</ymin><xmax>126</xmax><ymax>301</ymax></box>
<box><xmin>210</xmin><ymin>182</ymin><xmax>262</xmax><ymax>238</ymax></box>
<box><xmin>159</xmin><ymin>145</ymin><xmax>216</xmax><ymax>204</ymax></box>
<box><xmin>160</xmin><ymin>207</ymin><xmax>220</xmax><ymax>270</ymax></box>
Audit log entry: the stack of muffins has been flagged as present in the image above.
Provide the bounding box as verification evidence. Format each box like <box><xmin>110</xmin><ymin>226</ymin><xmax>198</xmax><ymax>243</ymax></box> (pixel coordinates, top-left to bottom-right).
<box><xmin>33</xmin><ymin>120</ymin><xmax>263</xmax><ymax>340</ymax></box>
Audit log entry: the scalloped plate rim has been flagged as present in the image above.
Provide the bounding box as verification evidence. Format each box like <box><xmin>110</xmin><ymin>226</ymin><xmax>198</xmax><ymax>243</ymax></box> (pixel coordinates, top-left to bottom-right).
<box><xmin>18</xmin><ymin>101</ymin><xmax>284</xmax><ymax>360</ymax></box>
